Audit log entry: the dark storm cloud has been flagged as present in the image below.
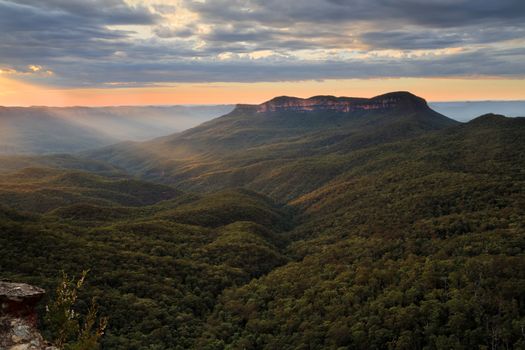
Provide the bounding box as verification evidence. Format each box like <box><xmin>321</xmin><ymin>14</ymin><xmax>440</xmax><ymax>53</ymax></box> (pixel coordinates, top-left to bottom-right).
<box><xmin>0</xmin><ymin>0</ymin><xmax>523</xmax><ymax>87</ymax></box>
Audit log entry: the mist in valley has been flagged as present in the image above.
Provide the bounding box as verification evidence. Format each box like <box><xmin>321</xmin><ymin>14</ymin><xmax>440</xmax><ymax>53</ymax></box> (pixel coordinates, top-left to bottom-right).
<box><xmin>0</xmin><ymin>105</ymin><xmax>234</xmax><ymax>154</ymax></box>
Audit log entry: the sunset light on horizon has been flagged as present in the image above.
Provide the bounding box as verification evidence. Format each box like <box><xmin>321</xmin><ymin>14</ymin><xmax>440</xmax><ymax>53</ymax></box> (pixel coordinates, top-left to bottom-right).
<box><xmin>1</xmin><ymin>76</ymin><xmax>525</xmax><ymax>107</ymax></box>
<box><xmin>1</xmin><ymin>0</ymin><xmax>524</xmax><ymax>106</ymax></box>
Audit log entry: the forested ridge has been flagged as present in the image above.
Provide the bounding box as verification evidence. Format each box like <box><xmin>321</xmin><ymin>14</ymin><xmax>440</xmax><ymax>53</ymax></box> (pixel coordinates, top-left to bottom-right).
<box><xmin>0</xmin><ymin>93</ymin><xmax>524</xmax><ymax>349</ymax></box>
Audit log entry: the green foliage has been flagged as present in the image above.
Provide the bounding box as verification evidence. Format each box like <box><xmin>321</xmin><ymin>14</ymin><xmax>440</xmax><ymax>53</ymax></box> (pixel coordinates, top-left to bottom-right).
<box><xmin>0</xmin><ymin>179</ymin><xmax>289</xmax><ymax>348</ymax></box>
<box><xmin>44</xmin><ymin>271</ymin><xmax>107</xmax><ymax>350</ymax></box>
<box><xmin>198</xmin><ymin>235</ymin><xmax>525</xmax><ymax>349</ymax></box>
<box><xmin>67</xmin><ymin>300</ymin><xmax>108</xmax><ymax>350</ymax></box>
<box><xmin>0</xmin><ymin>167</ymin><xmax>180</xmax><ymax>213</ymax></box>
<box><xmin>0</xmin><ymin>107</ymin><xmax>524</xmax><ymax>349</ymax></box>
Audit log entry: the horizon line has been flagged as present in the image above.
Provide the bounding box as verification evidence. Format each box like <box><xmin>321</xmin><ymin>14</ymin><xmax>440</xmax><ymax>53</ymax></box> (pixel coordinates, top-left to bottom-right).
<box><xmin>2</xmin><ymin>98</ymin><xmax>525</xmax><ymax>109</ymax></box>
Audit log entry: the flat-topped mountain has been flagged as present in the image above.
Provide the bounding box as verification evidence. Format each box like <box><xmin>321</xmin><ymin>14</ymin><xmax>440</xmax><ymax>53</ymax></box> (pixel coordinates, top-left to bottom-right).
<box><xmin>255</xmin><ymin>91</ymin><xmax>427</xmax><ymax>114</ymax></box>
<box><xmin>88</xmin><ymin>91</ymin><xmax>458</xmax><ymax>196</ymax></box>
<box><xmin>256</xmin><ymin>95</ymin><xmax>369</xmax><ymax>113</ymax></box>
<box><xmin>166</xmin><ymin>91</ymin><xmax>456</xmax><ymax>148</ymax></box>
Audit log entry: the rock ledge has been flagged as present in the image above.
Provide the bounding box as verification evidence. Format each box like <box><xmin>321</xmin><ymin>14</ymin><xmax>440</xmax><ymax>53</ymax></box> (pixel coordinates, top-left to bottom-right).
<box><xmin>0</xmin><ymin>281</ymin><xmax>55</xmax><ymax>350</ymax></box>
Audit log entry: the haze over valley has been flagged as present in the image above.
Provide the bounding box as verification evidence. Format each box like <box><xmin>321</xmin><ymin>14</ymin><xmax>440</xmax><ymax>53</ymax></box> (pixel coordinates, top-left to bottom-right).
<box><xmin>430</xmin><ymin>101</ymin><xmax>525</xmax><ymax>122</ymax></box>
<box><xmin>0</xmin><ymin>105</ymin><xmax>233</xmax><ymax>154</ymax></box>
<box><xmin>0</xmin><ymin>100</ymin><xmax>522</xmax><ymax>156</ymax></box>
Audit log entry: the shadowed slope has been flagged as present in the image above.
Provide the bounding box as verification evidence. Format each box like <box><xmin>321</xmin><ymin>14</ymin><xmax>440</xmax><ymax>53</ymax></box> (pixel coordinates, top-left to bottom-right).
<box><xmin>88</xmin><ymin>92</ymin><xmax>458</xmax><ymax>199</ymax></box>
<box><xmin>196</xmin><ymin>115</ymin><xmax>525</xmax><ymax>350</ymax></box>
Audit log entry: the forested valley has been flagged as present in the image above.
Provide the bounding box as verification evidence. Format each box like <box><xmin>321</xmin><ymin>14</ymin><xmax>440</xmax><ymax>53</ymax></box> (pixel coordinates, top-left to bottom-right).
<box><xmin>1</xmin><ymin>93</ymin><xmax>524</xmax><ymax>349</ymax></box>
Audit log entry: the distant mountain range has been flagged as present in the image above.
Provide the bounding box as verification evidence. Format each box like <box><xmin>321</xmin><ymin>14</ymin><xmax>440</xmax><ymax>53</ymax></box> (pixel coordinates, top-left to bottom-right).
<box><xmin>430</xmin><ymin>100</ymin><xmax>525</xmax><ymax>121</ymax></box>
<box><xmin>0</xmin><ymin>98</ymin><xmax>522</xmax><ymax>156</ymax></box>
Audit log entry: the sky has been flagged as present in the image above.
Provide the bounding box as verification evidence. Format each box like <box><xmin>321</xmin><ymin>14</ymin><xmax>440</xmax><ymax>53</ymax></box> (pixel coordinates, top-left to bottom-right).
<box><xmin>0</xmin><ymin>0</ymin><xmax>524</xmax><ymax>106</ymax></box>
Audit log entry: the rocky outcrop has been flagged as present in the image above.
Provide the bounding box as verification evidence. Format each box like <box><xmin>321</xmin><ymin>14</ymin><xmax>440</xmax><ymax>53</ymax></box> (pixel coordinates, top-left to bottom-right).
<box><xmin>0</xmin><ymin>282</ymin><xmax>55</xmax><ymax>350</ymax></box>
<box><xmin>256</xmin><ymin>91</ymin><xmax>428</xmax><ymax>114</ymax></box>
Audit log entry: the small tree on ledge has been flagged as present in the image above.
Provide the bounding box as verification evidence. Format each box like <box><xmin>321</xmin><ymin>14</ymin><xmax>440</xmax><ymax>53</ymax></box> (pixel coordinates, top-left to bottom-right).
<box><xmin>45</xmin><ymin>270</ymin><xmax>108</xmax><ymax>350</ymax></box>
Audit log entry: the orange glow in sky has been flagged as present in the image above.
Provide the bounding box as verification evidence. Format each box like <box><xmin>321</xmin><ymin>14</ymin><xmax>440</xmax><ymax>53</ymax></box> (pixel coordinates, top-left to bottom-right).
<box><xmin>1</xmin><ymin>75</ymin><xmax>524</xmax><ymax>106</ymax></box>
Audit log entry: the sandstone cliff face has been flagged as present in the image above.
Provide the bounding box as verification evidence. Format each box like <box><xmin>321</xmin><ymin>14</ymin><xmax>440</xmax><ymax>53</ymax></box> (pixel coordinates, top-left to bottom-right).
<box><xmin>256</xmin><ymin>92</ymin><xmax>427</xmax><ymax>114</ymax></box>
<box><xmin>257</xmin><ymin>96</ymin><xmax>400</xmax><ymax>113</ymax></box>
<box><xmin>0</xmin><ymin>282</ymin><xmax>55</xmax><ymax>350</ymax></box>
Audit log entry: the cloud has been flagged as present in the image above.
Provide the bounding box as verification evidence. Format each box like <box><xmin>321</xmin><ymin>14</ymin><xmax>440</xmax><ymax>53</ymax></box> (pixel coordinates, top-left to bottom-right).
<box><xmin>187</xmin><ymin>0</ymin><xmax>525</xmax><ymax>28</ymax></box>
<box><xmin>0</xmin><ymin>0</ymin><xmax>158</xmax><ymax>62</ymax></box>
<box><xmin>151</xmin><ymin>3</ymin><xmax>178</xmax><ymax>14</ymax></box>
<box><xmin>0</xmin><ymin>64</ymin><xmax>54</xmax><ymax>76</ymax></box>
<box><xmin>13</xmin><ymin>0</ymin><xmax>158</xmax><ymax>25</ymax></box>
<box><xmin>360</xmin><ymin>27</ymin><xmax>525</xmax><ymax>50</ymax></box>
<box><xmin>154</xmin><ymin>25</ymin><xmax>195</xmax><ymax>38</ymax></box>
<box><xmin>0</xmin><ymin>0</ymin><xmax>523</xmax><ymax>87</ymax></box>
<box><xmin>21</xmin><ymin>47</ymin><xmax>522</xmax><ymax>87</ymax></box>
<box><xmin>186</xmin><ymin>0</ymin><xmax>525</xmax><ymax>52</ymax></box>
